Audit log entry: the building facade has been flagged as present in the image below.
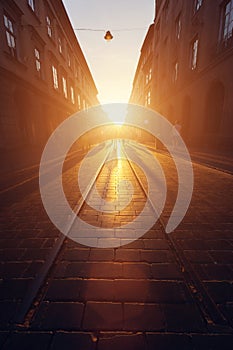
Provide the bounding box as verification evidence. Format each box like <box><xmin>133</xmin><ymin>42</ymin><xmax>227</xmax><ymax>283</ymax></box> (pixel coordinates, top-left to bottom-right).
<box><xmin>129</xmin><ymin>24</ymin><xmax>155</xmax><ymax>146</ymax></box>
<box><xmin>129</xmin><ymin>24</ymin><xmax>154</xmax><ymax>109</ymax></box>
<box><xmin>130</xmin><ymin>0</ymin><xmax>233</xmax><ymax>153</ymax></box>
<box><xmin>0</xmin><ymin>0</ymin><xmax>99</xmax><ymax>151</ymax></box>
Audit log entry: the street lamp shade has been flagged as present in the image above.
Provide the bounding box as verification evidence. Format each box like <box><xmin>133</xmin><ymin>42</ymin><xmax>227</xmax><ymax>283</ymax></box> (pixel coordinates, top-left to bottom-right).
<box><xmin>104</xmin><ymin>30</ymin><xmax>113</xmax><ymax>41</ymax></box>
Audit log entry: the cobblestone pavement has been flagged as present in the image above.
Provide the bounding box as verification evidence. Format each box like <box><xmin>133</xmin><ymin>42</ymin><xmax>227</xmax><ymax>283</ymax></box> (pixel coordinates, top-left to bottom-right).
<box><xmin>0</xmin><ymin>141</ymin><xmax>233</xmax><ymax>349</ymax></box>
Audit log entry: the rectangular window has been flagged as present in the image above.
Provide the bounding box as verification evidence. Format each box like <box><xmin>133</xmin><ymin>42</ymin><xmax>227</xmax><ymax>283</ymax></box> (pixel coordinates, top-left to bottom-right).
<box><xmin>46</xmin><ymin>15</ymin><xmax>52</xmax><ymax>37</ymax></box>
<box><xmin>173</xmin><ymin>61</ymin><xmax>179</xmax><ymax>82</ymax></box>
<box><xmin>148</xmin><ymin>91</ymin><xmax>151</xmax><ymax>105</ymax></box>
<box><xmin>68</xmin><ymin>52</ymin><xmax>71</xmax><ymax>67</ymax></box>
<box><xmin>175</xmin><ymin>14</ymin><xmax>181</xmax><ymax>39</ymax></box>
<box><xmin>222</xmin><ymin>0</ymin><xmax>233</xmax><ymax>43</ymax></box>
<box><xmin>58</xmin><ymin>36</ymin><xmax>62</xmax><ymax>54</ymax></box>
<box><xmin>52</xmin><ymin>65</ymin><xmax>58</xmax><ymax>89</ymax></box>
<box><xmin>34</xmin><ymin>48</ymin><xmax>41</xmax><ymax>75</ymax></box>
<box><xmin>62</xmin><ymin>77</ymin><xmax>67</xmax><ymax>98</ymax></box>
<box><xmin>28</xmin><ymin>0</ymin><xmax>35</xmax><ymax>11</ymax></box>
<box><xmin>190</xmin><ymin>38</ymin><xmax>199</xmax><ymax>70</ymax></box>
<box><xmin>70</xmin><ymin>86</ymin><xmax>75</xmax><ymax>104</ymax></box>
<box><xmin>3</xmin><ymin>14</ymin><xmax>16</xmax><ymax>57</ymax></box>
<box><xmin>77</xmin><ymin>94</ymin><xmax>81</xmax><ymax>109</ymax></box>
<box><xmin>148</xmin><ymin>68</ymin><xmax>152</xmax><ymax>81</ymax></box>
<box><xmin>145</xmin><ymin>90</ymin><xmax>151</xmax><ymax>106</ymax></box>
<box><xmin>194</xmin><ymin>0</ymin><xmax>202</xmax><ymax>12</ymax></box>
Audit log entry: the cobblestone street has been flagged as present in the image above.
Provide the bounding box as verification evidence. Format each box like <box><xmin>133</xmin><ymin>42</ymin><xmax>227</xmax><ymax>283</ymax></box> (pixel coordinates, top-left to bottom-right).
<box><xmin>0</xmin><ymin>141</ymin><xmax>233</xmax><ymax>349</ymax></box>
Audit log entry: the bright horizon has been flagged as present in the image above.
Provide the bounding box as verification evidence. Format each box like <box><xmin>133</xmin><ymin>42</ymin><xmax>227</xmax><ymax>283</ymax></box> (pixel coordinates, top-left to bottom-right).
<box><xmin>62</xmin><ymin>0</ymin><xmax>155</xmax><ymax>105</ymax></box>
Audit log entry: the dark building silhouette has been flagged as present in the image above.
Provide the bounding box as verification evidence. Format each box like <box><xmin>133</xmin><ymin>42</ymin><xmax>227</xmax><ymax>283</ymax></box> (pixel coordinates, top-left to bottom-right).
<box><xmin>130</xmin><ymin>0</ymin><xmax>233</xmax><ymax>154</ymax></box>
<box><xmin>0</xmin><ymin>0</ymin><xmax>99</xmax><ymax>152</ymax></box>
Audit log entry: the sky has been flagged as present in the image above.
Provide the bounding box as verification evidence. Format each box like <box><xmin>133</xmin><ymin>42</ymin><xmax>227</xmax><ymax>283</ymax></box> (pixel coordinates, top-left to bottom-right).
<box><xmin>62</xmin><ymin>0</ymin><xmax>155</xmax><ymax>105</ymax></box>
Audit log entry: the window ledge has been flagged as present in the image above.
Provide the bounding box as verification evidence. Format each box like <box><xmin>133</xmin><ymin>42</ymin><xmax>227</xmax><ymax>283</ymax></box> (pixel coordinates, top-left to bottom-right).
<box><xmin>27</xmin><ymin>4</ymin><xmax>41</xmax><ymax>24</ymax></box>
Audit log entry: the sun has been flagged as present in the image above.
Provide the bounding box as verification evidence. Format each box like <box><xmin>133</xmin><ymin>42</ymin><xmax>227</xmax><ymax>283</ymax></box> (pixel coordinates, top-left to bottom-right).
<box><xmin>102</xmin><ymin>103</ymin><xmax>128</xmax><ymax>125</ymax></box>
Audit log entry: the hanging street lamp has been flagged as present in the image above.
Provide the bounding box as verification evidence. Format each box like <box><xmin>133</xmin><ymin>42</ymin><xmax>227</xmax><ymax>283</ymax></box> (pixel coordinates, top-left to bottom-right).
<box><xmin>104</xmin><ymin>30</ymin><xmax>113</xmax><ymax>41</ymax></box>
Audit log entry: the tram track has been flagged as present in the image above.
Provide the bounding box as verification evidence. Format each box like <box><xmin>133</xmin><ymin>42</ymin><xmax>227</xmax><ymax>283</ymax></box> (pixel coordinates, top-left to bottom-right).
<box><xmin>8</xmin><ymin>139</ymin><xmax>232</xmax><ymax>332</ymax></box>
<box><xmin>14</xmin><ymin>141</ymin><xmax>114</xmax><ymax>327</ymax></box>
<box><xmin>123</xmin><ymin>142</ymin><xmax>231</xmax><ymax>331</ymax></box>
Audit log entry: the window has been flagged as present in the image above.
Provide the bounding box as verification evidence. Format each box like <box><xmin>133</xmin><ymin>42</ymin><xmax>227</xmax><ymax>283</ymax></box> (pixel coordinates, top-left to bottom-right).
<box><xmin>190</xmin><ymin>38</ymin><xmax>199</xmax><ymax>70</ymax></box>
<box><xmin>148</xmin><ymin>67</ymin><xmax>152</xmax><ymax>81</ymax></box>
<box><xmin>145</xmin><ymin>90</ymin><xmax>151</xmax><ymax>106</ymax></box>
<box><xmin>3</xmin><ymin>14</ymin><xmax>16</xmax><ymax>57</ymax></box>
<box><xmin>194</xmin><ymin>0</ymin><xmax>202</xmax><ymax>12</ymax></box>
<box><xmin>62</xmin><ymin>76</ymin><xmax>67</xmax><ymax>98</ymax></box>
<box><xmin>173</xmin><ymin>61</ymin><xmax>179</xmax><ymax>82</ymax></box>
<box><xmin>175</xmin><ymin>14</ymin><xmax>181</xmax><ymax>40</ymax></box>
<box><xmin>222</xmin><ymin>0</ymin><xmax>233</xmax><ymax>43</ymax></box>
<box><xmin>68</xmin><ymin>52</ymin><xmax>71</xmax><ymax>67</ymax></box>
<box><xmin>34</xmin><ymin>48</ymin><xmax>41</xmax><ymax>75</ymax></box>
<box><xmin>52</xmin><ymin>65</ymin><xmax>58</xmax><ymax>89</ymax></box>
<box><xmin>148</xmin><ymin>91</ymin><xmax>151</xmax><ymax>105</ymax></box>
<box><xmin>46</xmin><ymin>15</ymin><xmax>52</xmax><ymax>37</ymax></box>
<box><xmin>70</xmin><ymin>86</ymin><xmax>75</xmax><ymax>104</ymax></box>
<box><xmin>28</xmin><ymin>0</ymin><xmax>35</xmax><ymax>11</ymax></box>
<box><xmin>58</xmin><ymin>36</ymin><xmax>62</xmax><ymax>54</ymax></box>
<box><xmin>77</xmin><ymin>94</ymin><xmax>81</xmax><ymax>109</ymax></box>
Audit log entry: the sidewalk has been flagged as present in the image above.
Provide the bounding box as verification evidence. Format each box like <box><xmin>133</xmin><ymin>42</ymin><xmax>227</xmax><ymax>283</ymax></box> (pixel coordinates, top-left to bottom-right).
<box><xmin>150</xmin><ymin>145</ymin><xmax>233</xmax><ymax>174</ymax></box>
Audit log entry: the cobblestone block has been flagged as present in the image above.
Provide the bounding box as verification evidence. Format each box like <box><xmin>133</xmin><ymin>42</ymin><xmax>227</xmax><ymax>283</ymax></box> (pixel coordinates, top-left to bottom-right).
<box><xmin>97</xmin><ymin>333</ymin><xmax>146</xmax><ymax>350</ymax></box>
<box><xmin>46</xmin><ymin>279</ymin><xmax>82</xmax><ymax>301</ymax></box>
<box><xmin>151</xmin><ymin>263</ymin><xmax>183</xmax><ymax>280</ymax></box>
<box><xmin>33</xmin><ymin>302</ymin><xmax>84</xmax><ymax>330</ymax></box>
<box><xmin>65</xmin><ymin>262</ymin><xmax>122</xmax><ymax>279</ymax></box>
<box><xmin>177</xmin><ymin>239</ymin><xmax>208</xmax><ymax>250</ymax></box>
<box><xmin>124</xmin><ymin>303</ymin><xmax>165</xmax><ymax>331</ymax></box>
<box><xmin>114</xmin><ymin>280</ymin><xmax>190</xmax><ymax>303</ymax></box>
<box><xmin>83</xmin><ymin>302</ymin><xmax>123</xmax><ymax>330</ymax></box>
<box><xmin>146</xmin><ymin>333</ymin><xmax>193</xmax><ymax>350</ymax></box>
<box><xmin>61</xmin><ymin>249</ymin><xmax>90</xmax><ymax>261</ymax></box>
<box><xmin>122</xmin><ymin>263</ymin><xmax>151</xmax><ymax>279</ymax></box>
<box><xmin>184</xmin><ymin>250</ymin><xmax>213</xmax><ymax>263</ymax></box>
<box><xmin>115</xmin><ymin>249</ymin><xmax>141</xmax><ymax>261</ymax></box>
<box><xmin>209</xmin><ymin>251</ymin><xmax>233</xmax><ymax>264</ymax></box>
<box><xmin>192</xmin><ymin>334</ymin><xmax>233</xmax><ymax>350</ymax></box>
<box><xmin>21</xmin><ymin>248</ymin><xmax>51</xmax><ymax>260</ymax></box>
<box><xmin>0</xmin><ymin>262</ymin><xmax>29</xmax><ymax>278</ymax></box>
<box><xmin>219</xmin><ymin>304</ymin><xmax>233</xmax><ymax>325</ymax></box>
<box><xmin>89</xmin><ymin>249</ymin><xmax>114</xmax><ymax>261</ymax></box>
<box><xmin>194</xmin><ymin>264</ymin><xmax>233</xmax><ymax>281</ymax></box>
<box><xmin>50</xmin><ymin>332</ymin><xmax>96</xmax><ymax>350</ymax></box>
<box><xmin>0</xmin><ymin>249</ymin><xmax>26</xmax><ymax>261</ymax></box>
<box><xmin>162</xmin><ymin>304</ymin><xmax>207</xmax><ymax>332</ymax></box>
<box><xmin>80</xmin><ymin>279</ymin><xmax>116</xmax><ymax>301</ymax></box>
<box><xmin>0</xmin><ymin>301</ymin><xmax>19</xmax><ymax>326</ymax></box>
<box><xmin>206</xmin><ymin>240</ymin><xmax>232</xmax><ymax>250</ymax></box>
<box><xmin>1</xmin><ymin>332</ymin><xmax>52</xmax><ymax>350</ymax></box>
<box><xmin>140</xmin><ymin>250</ymin><xmax>175</xmax><ymax>263</ymax></box>
<box><xmin>142</xmin><ymin>239</ymin><xmax>169</xmax><ymax>249</ymax></box>
<box><xmin>0</xmin><ymin>278</ymin><xmax>32</xmax><ymax>300</ymax></box>
<box><xmin>205</xmin><ymin>282</ymin><xmax>233</xmax><ymax>303</ymax></box>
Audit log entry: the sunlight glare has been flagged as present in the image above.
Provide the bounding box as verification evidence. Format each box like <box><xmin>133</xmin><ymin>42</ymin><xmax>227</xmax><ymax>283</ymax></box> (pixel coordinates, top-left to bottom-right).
<box><xmin>103</xmin><ymin>104</ymin><xmax>128</xmax><ymax>125</ymax></box>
